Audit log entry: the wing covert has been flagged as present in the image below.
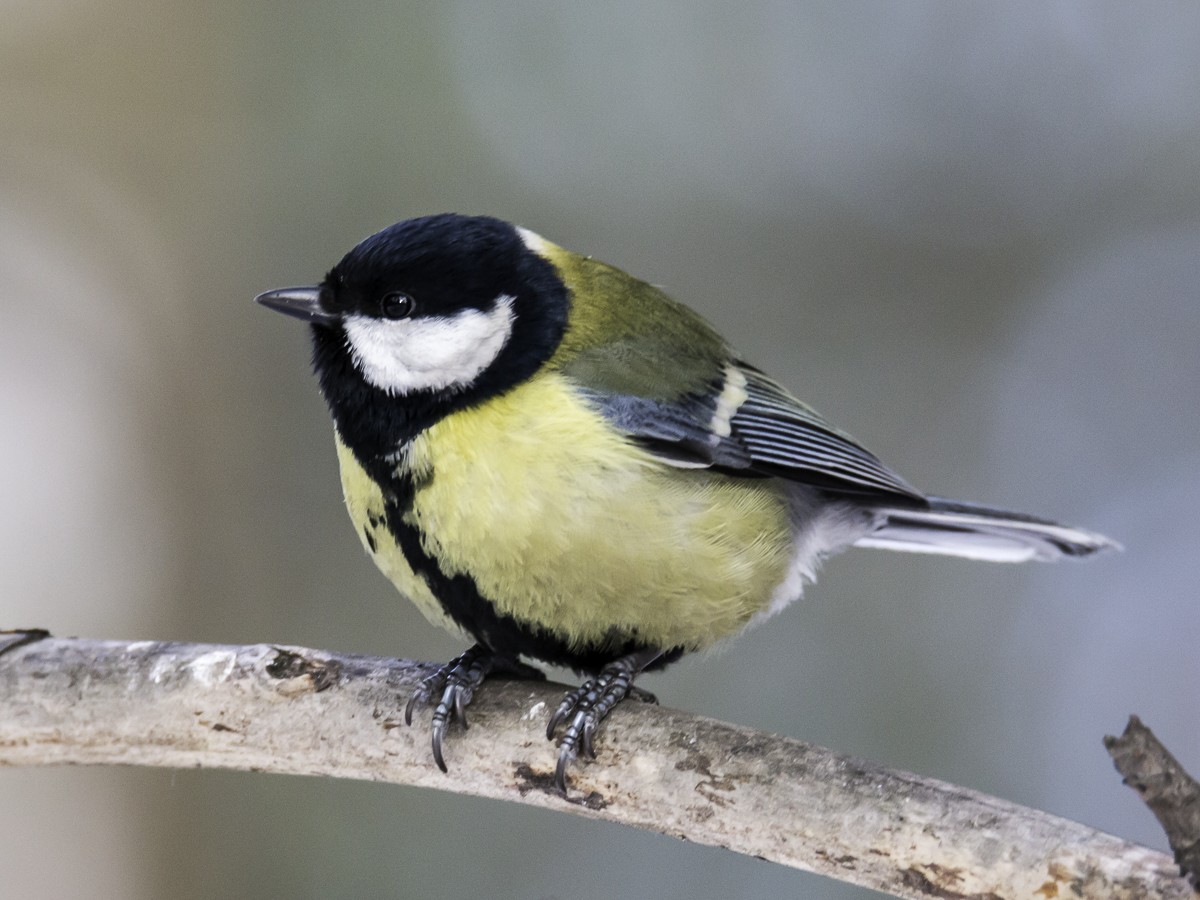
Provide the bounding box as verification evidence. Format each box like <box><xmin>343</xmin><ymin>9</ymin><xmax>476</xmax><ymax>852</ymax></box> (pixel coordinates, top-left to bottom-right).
<box><xmin>573</xmin><ymin>362</ymin><xmax>924</xmax><ymax>501</ymax></box>
<box><xmin>730</xmin><ymin>368</ymin><xmax>923</xmax><ymax>499</ymax></box>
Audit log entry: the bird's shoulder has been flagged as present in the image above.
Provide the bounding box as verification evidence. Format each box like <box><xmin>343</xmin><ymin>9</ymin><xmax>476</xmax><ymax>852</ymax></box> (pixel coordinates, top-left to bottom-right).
<box><xmin>541</xmin><ymin>249</ymin><xmax>729</xmax><ymax>401</ymax></box>
<box><xmin>532</xmin><ymin>248</ymin><xmax>922</xmax><ymax>501</ymax></box>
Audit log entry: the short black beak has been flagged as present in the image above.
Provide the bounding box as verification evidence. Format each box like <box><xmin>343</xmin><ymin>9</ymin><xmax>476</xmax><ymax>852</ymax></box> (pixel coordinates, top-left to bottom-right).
<box><xmin>254</xmin><ymin>286</ymin><xmax>340</xmax><ymax>325</ymax></box>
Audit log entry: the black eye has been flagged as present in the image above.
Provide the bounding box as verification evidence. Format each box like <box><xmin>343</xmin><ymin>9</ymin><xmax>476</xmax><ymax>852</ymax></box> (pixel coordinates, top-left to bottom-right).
<box><xmin>380</xmin><ymin>291</ymin><xmax>415</xmax><ymax>320</ymax></box>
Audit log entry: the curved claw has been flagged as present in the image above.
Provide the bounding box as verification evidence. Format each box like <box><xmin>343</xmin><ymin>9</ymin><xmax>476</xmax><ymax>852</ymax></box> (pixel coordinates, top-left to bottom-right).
<box><xmin>551</xmin><ymin>708</ymin><xmax>599</xmax><ymax>791</ymax></box>
<box><xmin>582</xmin><ymin>718</ymin><xmax>597</xmax><ymax>759</ymax></box>
<box><xmin>545</xmin><ymin>696</ymin><xmax>573</xmax><ymax>740</ymax></box>
<box><xmin>452</xmin><ymin>684</ymin><xmax>468</xmax><ymax>729</ymax></box>
<box><xmin>553</xmin><ymin>742</ymin><xmax>574</xmax><ymax>794</ymax></box>
<box><xmin>431</xmin><ymin>716</ymin><xmax>448</xmax><ymax>773</ymax></box>
<box><xmin>429</xmin><ymin>680</ymin><xmax>470</xmax><ymax>772</ymax></box>
<box><xmin>404</xmin><ymin>691</ymin><xmax>421</xmax><ymax>726</ymax></box>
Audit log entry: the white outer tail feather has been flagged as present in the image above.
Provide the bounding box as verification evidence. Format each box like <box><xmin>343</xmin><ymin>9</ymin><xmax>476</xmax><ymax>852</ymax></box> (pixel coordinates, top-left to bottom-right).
<box><xmin>854</xmin><ymin>498</ymin><xmax>1119</xmax><ymax>563</ymax></box>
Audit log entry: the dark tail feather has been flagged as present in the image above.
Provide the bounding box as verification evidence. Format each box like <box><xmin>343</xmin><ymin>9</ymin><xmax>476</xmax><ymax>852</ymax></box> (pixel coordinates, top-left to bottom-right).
<box><xmin>854</xmin><ymin>497</ymin><xmax>1120</xmax><ymax>563</ymax></box>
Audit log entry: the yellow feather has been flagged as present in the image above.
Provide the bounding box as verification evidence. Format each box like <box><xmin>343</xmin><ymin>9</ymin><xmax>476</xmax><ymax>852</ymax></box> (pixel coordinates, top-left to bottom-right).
<box><xmin>380</xmin><ymin>371</ymin><xmax>795</xmax><ymax>652</ymax></box>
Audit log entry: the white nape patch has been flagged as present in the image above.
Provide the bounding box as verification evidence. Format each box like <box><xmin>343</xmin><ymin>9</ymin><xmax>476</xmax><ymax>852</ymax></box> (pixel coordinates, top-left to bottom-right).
<box><xmin>709</xmin><ymin>365</ymin><xmax>748</xmax><ymax>439</ymax></box>
<box><xmin>515</xmin><ymin>226</ymin><xmax>550</xmax><ymax>256</ymax></box>
<box><xmin>344</xmin><ymin>295</ymin><xmax>516</xmax><ymax>395</ymax></box>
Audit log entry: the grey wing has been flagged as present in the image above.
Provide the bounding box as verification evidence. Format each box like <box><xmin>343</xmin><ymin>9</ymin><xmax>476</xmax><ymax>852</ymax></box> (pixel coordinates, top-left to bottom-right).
<box><xmin>733</xmin><ymin>367</ymin><xmax>924</xmax><ymax>499</ymax></box>
<box><xmin>577</xmin><ymin>362</ymin><xmax>926</xmax><ymax>502</ymax></box>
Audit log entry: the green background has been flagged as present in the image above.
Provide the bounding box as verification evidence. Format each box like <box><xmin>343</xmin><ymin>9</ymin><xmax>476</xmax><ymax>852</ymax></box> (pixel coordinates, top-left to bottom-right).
<box><xmin>3</xmin><ymin>3</ymin><xmax>1198</xmax><ymax>898</ymax></box>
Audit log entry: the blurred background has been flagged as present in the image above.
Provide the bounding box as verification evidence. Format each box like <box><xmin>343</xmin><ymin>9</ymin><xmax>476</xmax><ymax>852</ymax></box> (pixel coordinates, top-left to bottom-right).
<box><xmin>3</xmin><ymin>3</ymin><xmax>1198</xmax><ymax>898</ymax></box>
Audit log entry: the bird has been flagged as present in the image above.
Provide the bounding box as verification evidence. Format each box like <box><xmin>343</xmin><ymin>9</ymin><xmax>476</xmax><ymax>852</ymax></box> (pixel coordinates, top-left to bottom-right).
<box><xmin>255</xmin><ymin>213</ymin><xmax>1117</xmax><ymax>793</ymax></box>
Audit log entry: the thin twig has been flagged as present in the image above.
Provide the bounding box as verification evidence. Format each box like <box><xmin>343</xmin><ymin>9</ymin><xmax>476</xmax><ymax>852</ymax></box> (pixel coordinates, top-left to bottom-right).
<box><xmin>0</xmin><ymin>636</ymin><xmax>1189</xmax><ymax>900</ymax></box>
<box><xmin>1106</xmin><ymin>716</ymin><xmax>1200</xmax><ymax>889</ymax></box>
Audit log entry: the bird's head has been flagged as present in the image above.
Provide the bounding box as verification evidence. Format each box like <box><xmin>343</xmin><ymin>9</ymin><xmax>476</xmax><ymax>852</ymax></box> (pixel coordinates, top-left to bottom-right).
<box><xmin>257</xmin><ymin>214</ymin><xmax>569</xmax><ymax>399</ymax></box>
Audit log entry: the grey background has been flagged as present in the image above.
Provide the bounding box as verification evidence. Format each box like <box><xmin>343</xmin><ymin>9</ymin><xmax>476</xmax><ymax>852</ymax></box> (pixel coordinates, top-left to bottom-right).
<box><xmin>3</xmin><ymin>3</ymin><xmax>1198</xmax><ymax>898</ymax></box>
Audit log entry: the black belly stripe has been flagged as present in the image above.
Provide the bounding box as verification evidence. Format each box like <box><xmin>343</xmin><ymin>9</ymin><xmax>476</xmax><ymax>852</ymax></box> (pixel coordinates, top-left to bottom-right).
<box><xmin>381</xmin><ymin>472</ymin><xmax>682</xmax><ymax>674</ymax></box>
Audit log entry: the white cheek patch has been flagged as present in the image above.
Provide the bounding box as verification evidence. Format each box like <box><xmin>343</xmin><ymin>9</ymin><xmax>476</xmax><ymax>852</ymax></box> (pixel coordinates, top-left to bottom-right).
<box><xmin>344</xmin><ymin>295</ymin><xmax>516</xmax><ymax>395</ymax></box>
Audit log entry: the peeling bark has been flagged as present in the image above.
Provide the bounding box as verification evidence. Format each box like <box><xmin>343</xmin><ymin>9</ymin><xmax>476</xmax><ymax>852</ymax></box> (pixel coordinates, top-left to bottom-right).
<box><xmin>1106</xmin><ymin>716</ymin><xmax>1200</xmax><ymax>889</ymax></box>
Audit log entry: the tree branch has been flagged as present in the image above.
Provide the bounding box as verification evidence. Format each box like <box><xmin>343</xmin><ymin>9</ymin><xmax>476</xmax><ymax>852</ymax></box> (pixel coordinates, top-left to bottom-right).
<box><xmin>1106</xmin><ymin>716</ymin><xmax>1200</xmax><ymax>889</ymax></box>
<box><xmin>0</xmin><ymin>635</ymin><xmax>1189</xmax><ymax>899</ymax></box>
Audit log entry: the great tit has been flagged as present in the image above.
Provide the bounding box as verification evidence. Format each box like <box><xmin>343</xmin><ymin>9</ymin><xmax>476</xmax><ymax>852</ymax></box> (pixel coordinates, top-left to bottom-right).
<box><xmin>256</xmin><ymin>213</ymin><xmax>1116</xmax><ymax>792</ymax></box>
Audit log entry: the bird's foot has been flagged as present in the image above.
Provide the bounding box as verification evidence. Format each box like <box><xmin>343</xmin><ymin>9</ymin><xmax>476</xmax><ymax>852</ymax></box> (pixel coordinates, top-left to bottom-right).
<box><xmin>546</xmin><ymin>648</ymin><xmax>662</xmax><ymax>793</ymax></box>
<box><xmin>405</xmin><ymin>644</ymin><xmax>542</xmax><ymax>772</ymax></box>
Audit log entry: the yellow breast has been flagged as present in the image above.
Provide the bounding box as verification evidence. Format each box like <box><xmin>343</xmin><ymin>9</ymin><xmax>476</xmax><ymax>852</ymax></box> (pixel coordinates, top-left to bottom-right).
<box><xmin>338</xmin><ymin>370</ymin><xmax>795</xmax><ymax>653</ymax></box>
